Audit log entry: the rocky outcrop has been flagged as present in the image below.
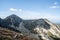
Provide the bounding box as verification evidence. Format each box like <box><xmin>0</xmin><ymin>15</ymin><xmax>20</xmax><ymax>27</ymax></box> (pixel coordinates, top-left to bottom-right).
<box><xmin>4</xmin><ymin>14</ymin><xmax>23</xmax><ymax>27</ymax></box>
<box><xmin>0</xmin><ymin>18</ymin><xmax>2</xmax><ymax>26</ymax></box>
<box><xmin>34</xmin><ymin>19</ymin><xmax>60</xmax><ymax>40</ymax></box>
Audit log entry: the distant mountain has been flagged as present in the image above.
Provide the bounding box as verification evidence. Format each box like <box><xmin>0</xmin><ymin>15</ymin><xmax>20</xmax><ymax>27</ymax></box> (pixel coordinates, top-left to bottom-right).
<box><xmin>0</xmin><ymin>14</ymin><xmax>60</xmax><ymax>40</ymax></box>
<box><xmin>4</xmin><ymin>14</ymin><xmax>23</xmax><ymax>27</ymax></box>
<box><xmin>0</xmin><ymin>14</ymin><xmax>22</xmax><ymax>32</ymax></box>
<box><xmin>2</xmin><ymin>14</ymin><xmax>22</xmax><ymax>27</ymax></box>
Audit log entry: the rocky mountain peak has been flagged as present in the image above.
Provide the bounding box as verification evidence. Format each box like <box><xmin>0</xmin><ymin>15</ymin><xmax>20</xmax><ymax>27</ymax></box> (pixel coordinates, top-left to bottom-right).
<box><xmin>2</xmin><ymin>14</ymin><xmax>23</xmax><ymax>27</ymax></box>
<box><xmin>4</xmin><ymin>14</ymin><xmax>22</xmax><ymax>20</ymax></box>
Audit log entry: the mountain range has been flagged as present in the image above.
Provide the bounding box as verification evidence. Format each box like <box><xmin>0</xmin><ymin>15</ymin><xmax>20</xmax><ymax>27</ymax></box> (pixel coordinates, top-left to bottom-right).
<box><xmin>0</xmin><ymin>14</ymin><xmax>60</xmax><ymax>40</ymax></box>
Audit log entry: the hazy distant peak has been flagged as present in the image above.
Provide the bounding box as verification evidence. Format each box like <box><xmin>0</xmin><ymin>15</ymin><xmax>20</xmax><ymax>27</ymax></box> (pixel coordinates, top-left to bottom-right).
<box><xmin>9</xmin><ymin>14</ymin><xmax>17</xmax><ymax>17</ymax></box>
<box><xmin>4</xmin><ymin>14</ymin><xmax>22</xmax><ymax>20</ymax></box>
<box><xmin>6</xmin><ymin>14</ymin><xmax>20</xmax><ymax>18</ymax></box>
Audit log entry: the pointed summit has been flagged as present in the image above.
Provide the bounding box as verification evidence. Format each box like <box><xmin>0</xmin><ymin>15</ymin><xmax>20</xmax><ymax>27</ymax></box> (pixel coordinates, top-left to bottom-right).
<box><xmin>5</xmin><ymin>14</ymin><xmax>22</xmax><ymax>20</ymax></box>
<box><xmin>9</xmin><ymin>14</ymin><xmax>19</xmax><ymax>17</ymax></box>
<box><xmin>4</xmin><ymin>14</ymin><xmax>23</xmax><ymax>27</ymax></box>
<box><xmin>9</xmin><ymin>14</ymin><xmax>18</xmax><ymax>17</ymax></box>
<box><xmin>4</xmin><ymin>14</ymin><xmax>22</xmax><ymax>21</ymax></box>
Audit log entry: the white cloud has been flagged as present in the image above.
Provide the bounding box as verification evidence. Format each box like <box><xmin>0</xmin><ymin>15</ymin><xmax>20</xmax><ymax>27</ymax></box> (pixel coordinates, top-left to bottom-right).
<box><xmin>54</xmin><ymin>2</ymin><xmax>58</xmax><ymax>5</ymax></box>
<box><xmin>49</xmin><ymin>2</ymin><xmax>60</xmax><ymax>9</ymax></box>
<box><xmin>9</xmin><ymin>8</ymin><xmax>17</xmax><ymax>12</ymax></box>
<box><xmin>19</xmin><ymin>9</ymin><xmax>22</xmax><ymax>12</ymax></box>
<box><xmin>49</xmin><ymin>6</ymin><xmax>59</xmax><ymax>9</ymax></box>
<box><xmin>9</xmin><ymin>8</ymin><xmax>22</xmax><ymax>12</ymax></box>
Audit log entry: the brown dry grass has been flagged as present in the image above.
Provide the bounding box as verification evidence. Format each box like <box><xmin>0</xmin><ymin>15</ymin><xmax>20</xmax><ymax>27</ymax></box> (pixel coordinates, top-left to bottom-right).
<box><xmin>0</xmin><ymin>27</ymin><xmax>37</xmax><ymax>40</ymax></box>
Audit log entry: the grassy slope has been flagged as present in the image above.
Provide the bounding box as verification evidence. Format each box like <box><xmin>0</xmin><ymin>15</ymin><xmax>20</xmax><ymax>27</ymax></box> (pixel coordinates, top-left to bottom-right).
<box><xmin>0</xmin><ymin>27</ymin><xmax>37</xmax><ymax>40</ymax></box>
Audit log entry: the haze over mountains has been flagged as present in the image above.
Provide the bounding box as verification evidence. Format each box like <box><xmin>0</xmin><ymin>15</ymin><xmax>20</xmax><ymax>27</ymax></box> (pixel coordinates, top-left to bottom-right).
<box><xmin>0</xmin><ymin>14</ymin><xmax>60</xmax><ymax>40</ymax></box>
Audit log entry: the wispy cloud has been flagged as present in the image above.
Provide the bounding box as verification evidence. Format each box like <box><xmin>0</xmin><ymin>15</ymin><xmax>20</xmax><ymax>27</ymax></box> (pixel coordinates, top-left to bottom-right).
<box><xmin>49</xmin><ymin>6</ymin><xmax>59</xmax><ymax>8</ymax></box>
<box><xmin>9</xmin><ymin>8</ymin><xmax>17</xmax><ymax>12</ymax></box>
<box><xmin>19</xmin><ymin>9</ymin><xmax>22</xmax><ymax>12</ymax></box>
<box><xmin>9</xmin><ymin>8</ymin><xmax>22</xmax><ymax>12</ymax></box>
<box><xmin>54</xmin><ymin>2</ymin><xmax>58</xmax><ymax>5</ymax></box>
<box><xmin>49</xmin><ymin>2</ymin><xmax>60</xmax><ymax>9</ymax></box>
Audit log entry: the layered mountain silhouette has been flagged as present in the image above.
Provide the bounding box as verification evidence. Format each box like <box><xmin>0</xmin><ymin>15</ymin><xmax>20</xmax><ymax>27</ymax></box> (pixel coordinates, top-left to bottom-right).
<box><xmin>0</xmin><ymin>14</ymin><xmax>60</xmax><ymax>40</ymax></box>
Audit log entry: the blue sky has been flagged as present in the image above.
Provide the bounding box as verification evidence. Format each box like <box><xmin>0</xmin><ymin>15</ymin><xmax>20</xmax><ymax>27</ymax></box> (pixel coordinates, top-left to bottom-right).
<box><xmin>0</xmin><ymin>0</ymin><xmax>60</xmax><ymax>23</ymax></box>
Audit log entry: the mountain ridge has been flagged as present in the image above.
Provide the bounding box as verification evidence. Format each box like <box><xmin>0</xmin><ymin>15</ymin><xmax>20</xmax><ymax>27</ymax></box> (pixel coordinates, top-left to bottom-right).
<box><xmin>0</xmin><ymin>14</ymin><xmax>60</xmax><ymax>40</ymax></box>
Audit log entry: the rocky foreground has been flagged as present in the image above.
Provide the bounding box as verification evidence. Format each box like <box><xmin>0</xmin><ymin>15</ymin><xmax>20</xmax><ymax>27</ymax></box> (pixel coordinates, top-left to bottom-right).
<box><xmin>0</xmin><ymin>27</ymin><xmax>37</xmax><ymax>40</ymax></box>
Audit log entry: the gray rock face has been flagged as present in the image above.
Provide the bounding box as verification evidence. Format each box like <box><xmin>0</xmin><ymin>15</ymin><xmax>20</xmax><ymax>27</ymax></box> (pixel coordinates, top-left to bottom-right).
<box><xmin>0</xmin><ymin>18</ymin><xmax>2</xmax><ymax>26</ymax></box>
<box><xmin>4</xmin><ymin>14</ymin><xmax>23</xmax><ymax>27</ymax></box>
